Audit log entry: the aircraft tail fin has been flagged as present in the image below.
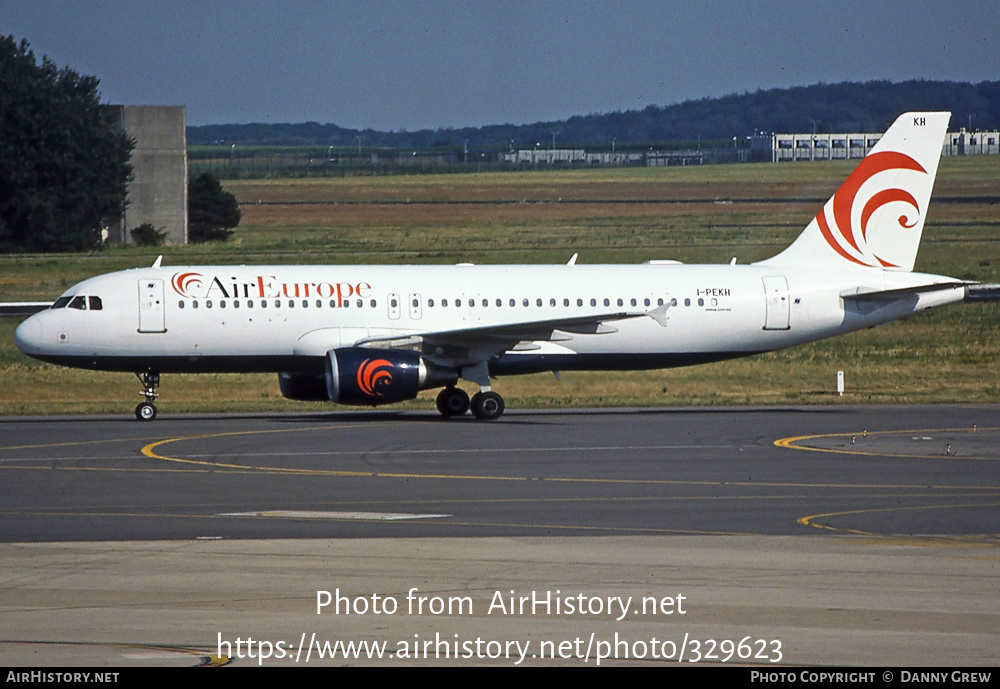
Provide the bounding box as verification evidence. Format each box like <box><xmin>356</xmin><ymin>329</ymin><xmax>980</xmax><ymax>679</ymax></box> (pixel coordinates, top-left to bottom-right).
<box><xmin>757</xmin><ymin>112</ymin><xmax>950</xmax><ymax>272</ymax></box>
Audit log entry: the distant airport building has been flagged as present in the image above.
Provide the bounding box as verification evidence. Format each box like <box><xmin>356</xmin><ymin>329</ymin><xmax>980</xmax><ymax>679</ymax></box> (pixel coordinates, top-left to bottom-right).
<box><xmin>944</xmin><ymin>128</ymin><xmax>1000</xmax><ymax>156</ymax></box>
<box><xmin>502</xmin><ymin>149</ymin><xmax>700</xmax><ymax>166</ymax></box>
<box><xmin>756</xmin><ymin>127</ymin><xmax>999</xmax><ymax>162</ymax></box>
<box><xmin>106</xmin><ymin>105</ymin><xmax>188</xmax><ymax>244</ymax></box>
<box><xmin>503</xmin><ymin>149</ymin><xmax>587</xmax><ymax>165</ymax></box>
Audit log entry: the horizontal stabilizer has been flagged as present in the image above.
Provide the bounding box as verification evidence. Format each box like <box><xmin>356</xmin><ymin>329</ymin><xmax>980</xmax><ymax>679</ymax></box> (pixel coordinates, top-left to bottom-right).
<box><xmin>964</xmin><ymin>284</ymin><xmax>1000</xmax><ymax>302</ymax></box>
<box><xmin>842</xmin><ymin>281</ymin><xmax>970</xmax><ymax>302</ymax></box>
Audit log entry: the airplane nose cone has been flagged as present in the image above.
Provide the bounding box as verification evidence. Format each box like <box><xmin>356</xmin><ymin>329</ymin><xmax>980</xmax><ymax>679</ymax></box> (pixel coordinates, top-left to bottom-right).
<box><xmin>14</xmin><ymin>316</ymin><xmax>43</xmax><ymax>355</ymax></box>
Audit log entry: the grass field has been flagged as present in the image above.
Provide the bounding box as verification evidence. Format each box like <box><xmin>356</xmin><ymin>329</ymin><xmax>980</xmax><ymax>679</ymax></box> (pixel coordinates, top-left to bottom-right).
<box><xmin>1</xmin><ymin>158</ymin><xmax>997</xmax><ymax>415</ymax></box>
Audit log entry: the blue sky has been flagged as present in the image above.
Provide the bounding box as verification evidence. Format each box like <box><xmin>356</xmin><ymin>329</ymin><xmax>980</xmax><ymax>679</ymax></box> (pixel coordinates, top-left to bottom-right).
<box><xmin>5</xmin><ymin>1</ymin><xmax>999</xmax><ymax>129</ymax></box>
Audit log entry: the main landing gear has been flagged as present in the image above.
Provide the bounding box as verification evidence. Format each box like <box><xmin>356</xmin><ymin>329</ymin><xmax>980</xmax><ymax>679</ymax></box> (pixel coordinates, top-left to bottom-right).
<box><xmin>435</xmin><ymin>386</ymin><xmax>505</xmax><ymax>420</ymax></box>
<box><xmin>134</xmin><ymin>371</ymin><xmax>160</xmax><ymax>421</ymax></box>
<box><xmin>436</xmin><ymin>386</ymin><xmax>470</xmax><ymax>416</ymax></box>
<box><xmin>435</xmin><ymin>359</ymin><xmax>506</xmax><ymax>422</ymax></box>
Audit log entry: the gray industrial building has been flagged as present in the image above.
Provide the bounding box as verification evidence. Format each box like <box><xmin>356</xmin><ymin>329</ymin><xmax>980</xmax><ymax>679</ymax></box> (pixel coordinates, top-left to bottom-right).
<box><xmin>106</xmin><ymin>105</ymin><xmax>188</xmax><ymax>244</ymax></box>
<box><xmin>754</xmin><ymin>127</ymin><xmax>1000</xmax><ymax>162</ymax></box>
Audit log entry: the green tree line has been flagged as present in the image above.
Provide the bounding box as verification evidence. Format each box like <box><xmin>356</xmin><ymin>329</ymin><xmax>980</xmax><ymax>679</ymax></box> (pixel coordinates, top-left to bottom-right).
<box><xmin>188</xmin><ymin>80</ymin><xmax>1000</xmax><ymax>150</ymax></box>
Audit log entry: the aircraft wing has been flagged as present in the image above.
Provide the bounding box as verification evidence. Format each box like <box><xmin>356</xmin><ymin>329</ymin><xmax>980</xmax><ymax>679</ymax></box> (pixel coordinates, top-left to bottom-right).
<box><xmin>357</xmin><ymin>305</ymin><xmax>669</xmax><ymax>366</ymax></box>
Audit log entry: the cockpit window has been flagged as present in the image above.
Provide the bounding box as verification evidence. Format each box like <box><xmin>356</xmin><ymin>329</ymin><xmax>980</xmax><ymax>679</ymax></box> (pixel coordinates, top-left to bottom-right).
<box><xmin>88</xmin><ymin>296</ymin><xmax>103</xmax><ymax>311</ymax></box>
<box><xmin>68</xmin><ymin>296</ymin><xmax>87</xmax><ymax>310</ymax></box>
<box><xmin>51</xmin><ymin>296</ymin><xmax>72</xmax><ymax>309</ymax></box>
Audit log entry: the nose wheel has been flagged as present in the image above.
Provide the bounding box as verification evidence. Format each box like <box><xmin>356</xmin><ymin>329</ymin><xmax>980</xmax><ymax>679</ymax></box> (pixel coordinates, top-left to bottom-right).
<box><xmin>135</xmin><ymin>401</ymin><xmax>157</xmax><ymax>421</ymax></box>
<box><xmin>134</xmin><ymin>371</ymin><xmax>160</xmax><ymax>421</ymax></box>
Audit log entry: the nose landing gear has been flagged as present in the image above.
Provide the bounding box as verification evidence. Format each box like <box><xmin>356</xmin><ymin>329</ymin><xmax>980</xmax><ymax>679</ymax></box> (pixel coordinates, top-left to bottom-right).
<box><xmin>134</xmin><ymin>371</ymin><xmax>160</xmax><ymax>421</ymax></box>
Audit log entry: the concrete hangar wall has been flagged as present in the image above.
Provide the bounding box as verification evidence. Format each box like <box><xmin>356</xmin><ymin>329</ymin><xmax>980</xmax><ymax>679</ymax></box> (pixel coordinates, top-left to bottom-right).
<box><xmin>106</xmin><ymin>105</ymin><xmax>188</xmax><ymax>245</ymax></box>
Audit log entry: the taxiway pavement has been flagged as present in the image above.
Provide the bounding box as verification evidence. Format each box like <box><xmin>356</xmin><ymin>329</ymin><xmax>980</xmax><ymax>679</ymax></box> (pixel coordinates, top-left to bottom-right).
<box><xmin>1</xmin><ymin>406</ymin><xmax>997</xmax><ymax>666</ymax></box>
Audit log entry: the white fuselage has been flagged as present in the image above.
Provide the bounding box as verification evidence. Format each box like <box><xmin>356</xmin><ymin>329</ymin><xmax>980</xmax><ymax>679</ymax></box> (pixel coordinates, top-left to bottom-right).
<box><xmin>14</xmin><ymin>262</ymin><xmax>965</xmax><ymax>375</ymax></box>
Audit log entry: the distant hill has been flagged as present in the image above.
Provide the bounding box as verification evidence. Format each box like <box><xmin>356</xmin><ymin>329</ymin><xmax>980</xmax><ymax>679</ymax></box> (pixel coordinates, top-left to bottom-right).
<box><xmin>187</xmin><ymin>80</ymin><xmax>1000</xmax><ymax>149</ymax></box>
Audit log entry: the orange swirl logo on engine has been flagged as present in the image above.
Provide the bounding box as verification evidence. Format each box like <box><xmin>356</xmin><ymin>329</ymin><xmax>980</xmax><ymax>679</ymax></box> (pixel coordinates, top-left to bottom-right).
<box><xmin>357</xmin><ymin>358</ymin><xmax>394</xmax><ymax>397</ymax></box>
<box><xmin>170</xmin><ymin>271</ymin><xmax>204</xmax><ymax>298</ymax></box>
<box><xmin>816</xmin><ymin>151</ymin><xmax>926</xmax><ymax>268</ymax></box>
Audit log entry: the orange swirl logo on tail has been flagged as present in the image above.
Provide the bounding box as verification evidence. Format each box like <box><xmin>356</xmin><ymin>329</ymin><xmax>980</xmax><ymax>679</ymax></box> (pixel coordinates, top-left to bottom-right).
<box><xmin>817</xmin><ymin>151</ymin><xmax>926</xmax><ymax>268</ymax></box>
<box><xmin>357</xmin><ymin>358</ymin><xmax>394</xmax><ymax>397</ymax></box>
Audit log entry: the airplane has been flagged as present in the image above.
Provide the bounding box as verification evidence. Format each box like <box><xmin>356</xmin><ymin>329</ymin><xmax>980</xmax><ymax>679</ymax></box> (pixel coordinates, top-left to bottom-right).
<box><xmin>15</xmin><ymin>112</ymin><xmax>972</xmax><ymax>421</ymax></box>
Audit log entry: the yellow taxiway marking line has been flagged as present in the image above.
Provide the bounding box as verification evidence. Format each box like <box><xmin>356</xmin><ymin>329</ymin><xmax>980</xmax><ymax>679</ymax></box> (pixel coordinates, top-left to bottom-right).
<box><xmin>780</xmin><ymin>427</ymin><xmax>1000</xmax><ymax>542</ymax></box>
<box><xmin>774</xmin><ymin>426</ymin><xmax>1000</xmax><ymax>460</ymax></box>
<box><xmin>0</xmin><ymin>639</ymin><xmax>227</xmax><ymax>667</ymax></box>
<box><xmin>798</xmin><ymin>501</ymin><xmax>1000</xmax><ymax>541</ymax></box>
<box><xmin>0</xmin><ymin>436</ymin><xmax>171</xmax><ymax>452</ymax></box>
<box><xmin>112</xmin><ymin>428</ymin><xmax>994</xmax><ymax>490</ymax></box>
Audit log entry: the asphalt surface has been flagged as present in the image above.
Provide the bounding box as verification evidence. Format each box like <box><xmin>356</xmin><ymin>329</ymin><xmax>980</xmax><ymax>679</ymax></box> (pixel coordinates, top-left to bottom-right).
<box><xmin>1</xmin><ymin>406</ymin><xmax>997</xmax><ymax>667</ymax></box>
<box><xmin>1</xmin><ymin>406</ymin><xmax>998</xmax><ymax>541</ymax></box>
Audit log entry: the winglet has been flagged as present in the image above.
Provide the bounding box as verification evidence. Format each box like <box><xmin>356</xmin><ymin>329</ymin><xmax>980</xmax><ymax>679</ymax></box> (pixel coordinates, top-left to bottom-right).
<box><xmin>567</xmin><ymin>253</ymin><xmax>578</xmax><ymax>266</ymax></box>
<box><xmin>151</xmin><ymin>255</ymin><xmax>163</xmax><ymax>269</ymax></box>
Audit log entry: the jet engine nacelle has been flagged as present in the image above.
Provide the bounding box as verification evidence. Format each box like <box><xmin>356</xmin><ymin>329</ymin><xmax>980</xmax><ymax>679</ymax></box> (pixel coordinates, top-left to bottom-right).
<box><xmin>278</xmin><ymin>348</ymin><xmax>457</xmax><ymax>406</ymax></box>
<box><xmin>327</xmin><ymin>347</ymin><xmax>457</xmax><ymax>405</ymax></box>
